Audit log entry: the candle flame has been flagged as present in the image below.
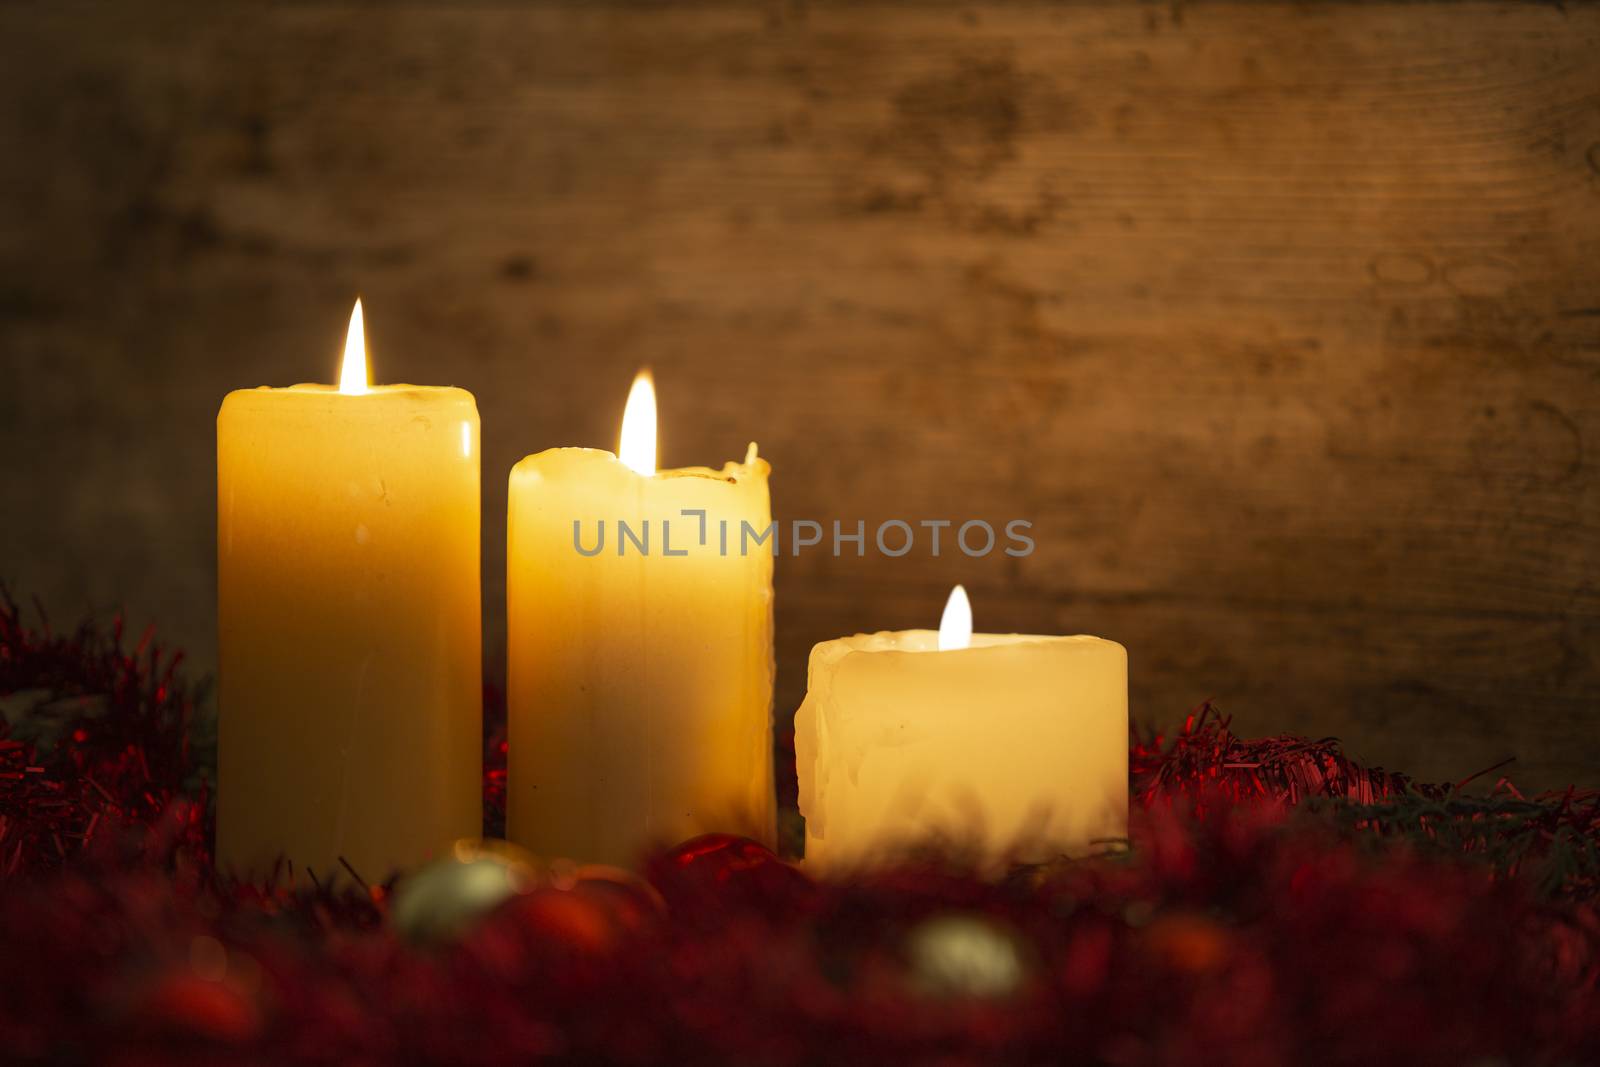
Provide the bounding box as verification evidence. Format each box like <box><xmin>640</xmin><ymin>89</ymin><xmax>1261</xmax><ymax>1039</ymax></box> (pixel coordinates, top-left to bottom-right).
<box><xmin>339</xmin><ymin>299</ymin><xmax>369</xmax><ymax>395</ymax></box>
<box><xmin>938</xmin><ymin>584</ymin><xmax>972</xmax><ymax>651</ymax></box>
<box><xmin>618</xmin><ymin>368</ymin><xmax>657</xmax><ymax>475</ymax></box>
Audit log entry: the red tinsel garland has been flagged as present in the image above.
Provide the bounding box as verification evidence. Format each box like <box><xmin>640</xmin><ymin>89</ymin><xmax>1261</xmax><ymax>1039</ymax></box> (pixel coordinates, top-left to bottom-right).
<box><xmin>1</xmin><ymin>592</ymin><xmax>1598</xmax><ymax>1066</ymax></box>
<box><xmin>0</xmin><ymin>591</ymin><xmax>208</xmax><ymax>874</ymax></box>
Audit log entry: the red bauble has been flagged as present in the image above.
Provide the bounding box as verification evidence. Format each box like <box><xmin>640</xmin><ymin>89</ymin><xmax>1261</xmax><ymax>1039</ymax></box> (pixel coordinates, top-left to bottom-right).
<box><xmin>644</xmin><ymin>834</ymin><xmax>815</xmax><ymax>924</ymax></box>
<box><xmin>565</xmin><ymin>864</ymin><xmax>667</xmax><ymax>939</ymax></box>
<box><xmin>136</xmin><ymin>972</ymin><xmax>262</xmax><ymax>1045</ymax></box>
<box><xmin>464</xmin><ymin>864</ymin><xmax>665</xmax><ymax>977</ymax></box>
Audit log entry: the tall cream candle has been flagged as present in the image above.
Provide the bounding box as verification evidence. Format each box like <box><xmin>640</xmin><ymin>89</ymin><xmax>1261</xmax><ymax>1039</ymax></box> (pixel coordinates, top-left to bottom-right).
<box><xmin>217</xmin><ymin>301</ymin><xmax>481</xmax><ymax>881</ymax></box>
<box><xmin>506</xmin><ymin>371</ymin><xmax>775</xmax><ymax>866</ymax></box>
<box><xmin>796</xmin><ymin>586</ymin><xmax>1127</xmax><ymax>870</ymax></box>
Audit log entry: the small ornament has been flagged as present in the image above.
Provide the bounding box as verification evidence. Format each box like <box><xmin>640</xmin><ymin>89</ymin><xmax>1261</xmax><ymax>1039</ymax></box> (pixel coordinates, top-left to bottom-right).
<box><xmin>136</xmin><ymin>971</ymin><xmax>262</xmax><ymax>1044</ymax></box>
<box><xmin>559</xmin><ymin>863</ymin><xmax>667</xmax><ymax>937</ymax></box>
<box><xmin>1141</xmin><ymin>913</ymin><xmax>1231</xmax><ymax>975</ymax></box>
<box><xmin>904</xmin><ymin>913</ymin><xmax>1030</xmax><ymax>1000</ymax></box>
<box><xmin>467</xmin><ymin>864</ymin><xmax>665</xmax><ymax>976</ymax></box>
<box><xmin>645</xmin><ymin>834</ymin><xmax>814</xmax><ymax>923</ymax></box>
<box><xmin>390</xmin><ymin>838</ymin><xmax>542</xmax><ymax>945</ymax></box>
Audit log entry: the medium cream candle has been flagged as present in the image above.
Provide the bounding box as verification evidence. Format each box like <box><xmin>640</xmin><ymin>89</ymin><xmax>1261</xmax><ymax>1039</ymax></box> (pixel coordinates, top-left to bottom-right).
<box><xmin>795</xmin><ymin>586</ymin><xmax>1127</xmax><ymax>870</ymax></box>
<box><xmin>216</xmin><ymin>301</ymin><xmax>481</xmax><ymax>881</ymax></box>
<box><xmin>507</xmin><ymin>371</ymin><xmax>775</xmax><ymax>866</ymax></box>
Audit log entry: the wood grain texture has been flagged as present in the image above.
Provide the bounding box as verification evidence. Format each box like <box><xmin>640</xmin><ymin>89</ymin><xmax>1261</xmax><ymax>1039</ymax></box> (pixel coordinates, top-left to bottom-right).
<box><xmin>1</xmin><ymin>1</ymin><xmax>1596</xmax><ymax>798</ymax></box>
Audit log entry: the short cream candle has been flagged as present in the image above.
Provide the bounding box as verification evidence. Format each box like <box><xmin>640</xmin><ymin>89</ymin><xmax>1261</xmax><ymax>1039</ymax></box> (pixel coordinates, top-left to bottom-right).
<box><xmin>506</xmin><ymin>371</ymin><xmax>775</xmax><ymax>866</ymax></box>
<box><xmin>795</xmin><ymin>587</ymin><xmax>1127</xmax><ymax>870</ymax></box>
<box><xmin>216</xmin><ymin>301</ymin><xmax>482</xmax><ymax>881</ymax></box>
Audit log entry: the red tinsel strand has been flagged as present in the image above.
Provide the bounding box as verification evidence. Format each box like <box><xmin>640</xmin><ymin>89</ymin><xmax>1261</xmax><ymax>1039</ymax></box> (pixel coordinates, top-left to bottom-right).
<box><xmin>1130</xmin><ymin>701</ymin><xmax>1438</xmax><ymax>808</ymax></box>
<box><xmin>1</xmin><ymin>598</ymin><xmax>1599</xmax><ymax>1063</ymax></box>
<box><xmin>1133</xmin><ymin>702</ymin><xmax>1600</xmax><ymax>902</ymax></box>
<box><xmin>483</xmin><ymin>682</ymin><xmax>508</xmax><ymax>840</ymax></box>
<box><xmin>0</xmin><ymin>589</ymin><xmax>208</xmax><ymax>874</ymax></box>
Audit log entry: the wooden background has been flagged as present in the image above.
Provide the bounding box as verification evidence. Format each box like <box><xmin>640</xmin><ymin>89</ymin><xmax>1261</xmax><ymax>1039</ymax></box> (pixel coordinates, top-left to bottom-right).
<box><xmin>2</xmin><ymin>1</ymin><xmax>1597</xmax><ymax>798</ymax></box>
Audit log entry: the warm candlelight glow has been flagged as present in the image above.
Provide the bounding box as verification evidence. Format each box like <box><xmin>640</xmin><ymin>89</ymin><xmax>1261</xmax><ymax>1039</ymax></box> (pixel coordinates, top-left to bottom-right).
<box><xmin>217</xmin><ymin>338</ymin><xmax>482</xmax><ymax>879</ymax></box>
<box><xmin>508</xmin><ymin>376</ymin><xmax>777</xmax><ymax>863</ymax></box>
<box><xmin>618</xmin><ymin>368</ymin><xmax>657</xmax><ymax>475</ymax></box>
<box><xmin>339</xmin><ymin>299</ymin><xmax>369</xmax><ymax>396</ymax></box>
<box><xmin>797</xmin><ymin>578</ymin><xmax>1127</xmax><ymax>870</ymax></box>
<box><xmin>938</xmin><ymin>584</ymin><xmax>972</xmax><ymax>651</ymax></box>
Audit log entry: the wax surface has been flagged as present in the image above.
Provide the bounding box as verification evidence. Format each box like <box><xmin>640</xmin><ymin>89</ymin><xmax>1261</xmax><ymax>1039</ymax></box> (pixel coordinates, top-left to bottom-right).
<box><xmin>795</xmin><ymin>630</ymin><xmax>1127</xmax><ymax>869</ymax></box>
<box><xmin>507</xmin><ymin>446</ymin><xmax>775</xmax><ymax>866</ymax></box>
<box><xmin>217</xmin><ymin>384</ymin><xmax>482</xmax><ymax>881</ymax></box>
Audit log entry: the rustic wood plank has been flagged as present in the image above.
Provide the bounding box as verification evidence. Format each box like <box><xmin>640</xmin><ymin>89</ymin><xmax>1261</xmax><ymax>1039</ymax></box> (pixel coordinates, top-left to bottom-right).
<box><xmin>0</xmin><ymin>1</ymin><xmax>1596</xmax><ymax>794</ymax></box>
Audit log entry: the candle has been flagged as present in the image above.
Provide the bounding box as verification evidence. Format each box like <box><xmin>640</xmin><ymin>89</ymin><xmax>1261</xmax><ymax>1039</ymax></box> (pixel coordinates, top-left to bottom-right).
<box><xmin>506</xmin><ymin>370</ymin><xmax>775</xmax><ymax>866</ymax></box>
<box><xmin>795</xmin><ymin>586</ymin><xmax>1127</xmax><ymax>870</ymax></box>
<box><xmin>216</xmin><ymin>300</ymin><xmax>482</xmax><ymax>880</ymax></box>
